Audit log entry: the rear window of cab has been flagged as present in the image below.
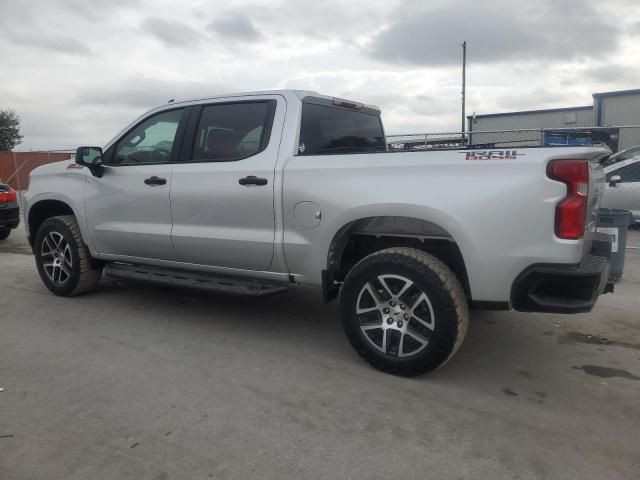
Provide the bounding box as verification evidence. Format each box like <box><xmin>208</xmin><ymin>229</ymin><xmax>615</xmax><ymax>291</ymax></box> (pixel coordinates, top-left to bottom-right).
<box><xmin>298</xmin><ymin>103</ymin><xmax>386</xmax><ymax>156</ymax></box>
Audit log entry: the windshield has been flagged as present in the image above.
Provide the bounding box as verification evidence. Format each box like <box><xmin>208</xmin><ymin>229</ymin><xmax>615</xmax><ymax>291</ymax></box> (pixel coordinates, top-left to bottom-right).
<box><xmin>601</xmin><ymin>146</ymin><xmax>640</xmax><ymax>168</ymax></box>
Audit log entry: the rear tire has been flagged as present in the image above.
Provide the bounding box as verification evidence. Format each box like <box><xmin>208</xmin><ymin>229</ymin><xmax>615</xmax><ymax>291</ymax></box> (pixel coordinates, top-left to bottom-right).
<box><xmin>34</xmin><ymin>215</ymin><xmax>102</xmax><ymax>296</ymax></box>
<box><xmin>0</xmin><ymin>228</ymin><xmax>10</xmax><ymax>240</ymax></box>
<box><xmin>340</xmin><ymin>247</ymin><xmax>469</xmax><ymax>376</ymax></box>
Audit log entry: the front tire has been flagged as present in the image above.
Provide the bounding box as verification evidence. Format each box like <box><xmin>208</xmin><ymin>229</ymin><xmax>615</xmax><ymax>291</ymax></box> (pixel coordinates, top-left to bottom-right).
<box><xmin>0</xmin><ymin>228</ymin><xmax>10</xmax><ymax>240</ymax></box>
<box><xmin>34</xmin><ymin>215</ymin><xmax>102</xmax><ymax>296</ymax></box>
<box><xmin>340</xmin><ymin>247</ymin><xmax>469</xmax><ymax>376</ymax></box>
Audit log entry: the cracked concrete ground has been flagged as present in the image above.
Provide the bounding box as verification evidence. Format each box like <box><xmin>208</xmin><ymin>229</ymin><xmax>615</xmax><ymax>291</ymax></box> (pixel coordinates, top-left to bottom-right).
<box><xmin>1</xmin><ymin>226</ymin><xmax>639</xmax><ymax>479</ymax></box>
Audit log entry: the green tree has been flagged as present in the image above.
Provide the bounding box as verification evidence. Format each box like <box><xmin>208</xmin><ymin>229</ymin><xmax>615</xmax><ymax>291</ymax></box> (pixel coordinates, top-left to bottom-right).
<box><xmin>0</xmin><ymin>109</ymin><xmax>23</xmax><ymax>151</ymax></box>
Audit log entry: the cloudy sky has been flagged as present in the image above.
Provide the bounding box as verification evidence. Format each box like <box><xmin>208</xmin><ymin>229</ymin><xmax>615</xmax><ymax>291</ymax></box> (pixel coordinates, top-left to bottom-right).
<box><xmin>1</xmin><ymin>0</ymin><xmax>639</xmax><ymax>150</ymax></box>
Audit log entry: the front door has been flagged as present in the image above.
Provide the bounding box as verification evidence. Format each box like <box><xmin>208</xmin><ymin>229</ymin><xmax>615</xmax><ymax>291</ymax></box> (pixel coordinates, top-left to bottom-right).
<box><xmin>170</xmin><ymin>97</ymin><xmax>284</xmax><ymax>270</ymax></box>
<box><xmin>84</xmin><ymin>108</ymin><xmax>186</xmax><ymax>260</ymax></box>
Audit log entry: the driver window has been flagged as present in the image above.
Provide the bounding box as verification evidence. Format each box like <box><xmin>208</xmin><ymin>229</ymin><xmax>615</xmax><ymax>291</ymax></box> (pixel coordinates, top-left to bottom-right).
<box><xmin>113</xmin><ymin>109</ymin><xmax>184</xmax><ymax>165</ymax></box>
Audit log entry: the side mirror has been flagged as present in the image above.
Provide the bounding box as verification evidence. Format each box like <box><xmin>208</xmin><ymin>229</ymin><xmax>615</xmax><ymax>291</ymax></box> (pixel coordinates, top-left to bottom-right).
<box><xmin>608</xmin><ymin>174</ymin><xmax>621</xmax><ymax>187</ymax></box>
<box><xmin>75</xmin><ymin>146</ymin><xmax>104</xmax><ymax>178</ymax></box>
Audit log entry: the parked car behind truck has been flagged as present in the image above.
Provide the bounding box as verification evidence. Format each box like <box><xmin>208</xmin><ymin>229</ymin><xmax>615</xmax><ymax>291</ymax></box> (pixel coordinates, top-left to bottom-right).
<box><xmin>602</xmin><ymin>156</ymin><xmax>640</xmax><ymax>223</ymax></box>
<box><xmin>0</xmin><ymin>182</ymin><xmax>20</xmax><ymax>240</ymax></box>
<box><xmin>24</xmin><ymin>90</ymin><xmax>613</xmax><ymax>375</ymax></box>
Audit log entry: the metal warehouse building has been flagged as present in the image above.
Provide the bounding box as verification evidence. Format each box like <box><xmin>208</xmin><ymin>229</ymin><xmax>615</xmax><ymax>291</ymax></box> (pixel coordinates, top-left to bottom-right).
<box><xmin>468</xmin><ymin>88</ymin><xmax>640</xmax><ymax>152</ymax></box>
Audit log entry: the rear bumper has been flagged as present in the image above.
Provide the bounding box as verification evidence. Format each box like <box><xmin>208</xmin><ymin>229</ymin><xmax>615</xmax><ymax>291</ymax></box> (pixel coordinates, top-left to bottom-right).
<box><xmin>511</xmin><ymin>234</ymin><xmax>613</xmax><ymax>314</ymax></box>
<box><xmin>0</xmin><ymin>204</ymin><xmax>20</xmax><ymax>229</ymax></box>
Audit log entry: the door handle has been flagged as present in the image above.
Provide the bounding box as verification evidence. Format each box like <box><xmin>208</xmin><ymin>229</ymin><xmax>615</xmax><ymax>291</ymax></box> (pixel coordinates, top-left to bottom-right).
<box><xmin>144</xmin><ymin>176</ymin><xmax>167</xmax><ymax>186</ymax></box>
<box><xmin>238</xmin><ymin>176</ymin><xmax>268</xmax><ymax>186</ymax></box>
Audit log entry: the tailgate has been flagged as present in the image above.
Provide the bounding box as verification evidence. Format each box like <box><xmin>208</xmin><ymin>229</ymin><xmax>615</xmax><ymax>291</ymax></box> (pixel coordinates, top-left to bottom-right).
<box><xmin>577</xmin><ymin>158</ymin><xmax>607</xmax><ymax>258</ymax></box>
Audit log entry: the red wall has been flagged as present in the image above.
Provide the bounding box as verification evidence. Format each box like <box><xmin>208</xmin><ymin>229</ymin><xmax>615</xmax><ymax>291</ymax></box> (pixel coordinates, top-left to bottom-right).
<box><xmin>0</xmin><ymin>152</ymin><xmax>72</xmax><ymax>190</ymax></box>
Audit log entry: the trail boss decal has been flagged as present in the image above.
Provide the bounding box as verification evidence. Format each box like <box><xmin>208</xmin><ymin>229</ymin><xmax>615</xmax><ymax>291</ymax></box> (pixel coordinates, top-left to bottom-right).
<box><xmin>66</xmin><ymin>163</ymin><xmax>84</xmax><ymax>169</ymax></box>
<box><xmin>461</xmin><ymin>150</ymin><xmax>525</xmax><ymax>160</ymax></box>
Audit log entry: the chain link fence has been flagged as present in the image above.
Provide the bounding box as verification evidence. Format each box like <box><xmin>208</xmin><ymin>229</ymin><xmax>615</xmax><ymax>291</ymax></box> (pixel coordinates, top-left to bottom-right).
<box><xmin>387</xmin><ymin>129</ymin><xmax>541</xmax><ymax>151</ymax></box>
<box><xmin>387</xmin><ymin>125</ymin><xmax>640</xmax><ymax>153</ymax></box>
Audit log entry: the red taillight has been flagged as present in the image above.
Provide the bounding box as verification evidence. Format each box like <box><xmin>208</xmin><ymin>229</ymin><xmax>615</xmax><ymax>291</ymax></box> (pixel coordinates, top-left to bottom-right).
<box><xmin>547</xmin><ymin>160</ymin><xmax>589</xmax><ymax>239</ymax></box>
<box><xmin>0</xmin><ymin>186</ymin><xmax>17</xmax><ymax>203</ymax></box>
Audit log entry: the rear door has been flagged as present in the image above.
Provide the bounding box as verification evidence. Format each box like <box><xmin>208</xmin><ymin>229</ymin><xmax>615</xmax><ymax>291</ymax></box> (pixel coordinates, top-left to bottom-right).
<box><xmin>84</xmin><ymin>108</ymin><xmax>187</xmax><ymax>260</ymax></box>
<box><xmin>170</xmin><ymin>95</ymin><xmax>285</xmax><ymax>270</ymax></box>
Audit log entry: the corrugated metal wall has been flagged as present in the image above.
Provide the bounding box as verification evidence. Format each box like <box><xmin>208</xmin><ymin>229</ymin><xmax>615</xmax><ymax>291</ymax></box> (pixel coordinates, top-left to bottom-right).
<box><xmin>615</xmin><ymin>128</ymin><xmax>640</xmax><ymax>151</ymax></box>
<box><xmin>471</xmin><ymin>108</ymin><xmax>594</xmax><ymax>131</ymax></box>
<box><xmin>599</xmin><ymin>94</ymin><xmax>640</xmax><ymax>125</ymax></box>
<box><xmin>599</xmin><ymin>94</ymin><xmax>640</xmax><ymax>150</ymax></box>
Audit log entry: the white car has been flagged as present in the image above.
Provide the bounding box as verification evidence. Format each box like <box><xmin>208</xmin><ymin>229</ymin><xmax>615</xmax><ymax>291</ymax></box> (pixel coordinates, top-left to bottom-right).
<box><xmin>602</xmin><ymin>156</ymin><xmax>640</xmax><ymax>223</ymax></box>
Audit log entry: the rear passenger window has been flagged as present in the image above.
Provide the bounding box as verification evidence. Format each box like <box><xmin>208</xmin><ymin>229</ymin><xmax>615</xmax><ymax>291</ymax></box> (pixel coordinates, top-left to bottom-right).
<box><xmin>298</xmin><ymin>103</ymin><xmax>386</xmax><ymax>155</ymax></box>
<box><xmin>193</xmin><ymin>101</ymin><xmax>275</xmax><ymax>161</ymax></box>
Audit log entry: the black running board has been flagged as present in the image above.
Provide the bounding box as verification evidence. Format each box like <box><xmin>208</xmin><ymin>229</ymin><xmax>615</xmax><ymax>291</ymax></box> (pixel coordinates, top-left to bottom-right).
<box><xmin>104</xmin><ymin>263</ymin><xmax>288</xmax><ymax>297</ymax></box>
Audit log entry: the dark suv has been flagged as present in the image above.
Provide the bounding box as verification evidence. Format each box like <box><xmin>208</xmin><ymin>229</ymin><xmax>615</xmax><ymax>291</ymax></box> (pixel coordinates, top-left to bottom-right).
<box><xmin>0</xmin><ymin>183</ymin><xmax>20</xmax><ymax>240</ymax></box>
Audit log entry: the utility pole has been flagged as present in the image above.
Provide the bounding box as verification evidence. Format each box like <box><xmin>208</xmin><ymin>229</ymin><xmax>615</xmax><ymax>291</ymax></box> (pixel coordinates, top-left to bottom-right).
<box><xmin>461</xmin><ymin>41</ymin><xmax>467</xmax><ymax>138</ymax></box>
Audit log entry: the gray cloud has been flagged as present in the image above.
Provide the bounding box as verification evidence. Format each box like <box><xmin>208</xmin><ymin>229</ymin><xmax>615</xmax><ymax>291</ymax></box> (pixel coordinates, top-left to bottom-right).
<box><xmin>585</xmin><ymin>65</ymin><xmax>625</xmax><ymax>83</ymax></box>
<box><xmin>368</xmin><ymin>0</ymin><xmax>618</xmax><ymax>66</ymax></box>
<box><xmin>208</xmin><ymin>12</ymin><xmax>263</xmax><ymax>42</ymax></box>
<box><xmin>77</xmin><ymin>77</ymin><xmax>231</xmax><ymax>110</ymax></box>
<box><xmin>1</xmin><ymin>29</ymin><xmax>92</xmax><ymax>55</ymax></box>
<box><xmin>494</xmin><ymin>87</ymin><xmax>580</xmax><ymax>112</ymax></box>
<box><xmin>63</xmin><ymin>0</ymin><xmax>139</xmax><ymax>21</ymax></box>
<box><xmin>584</xmin><ymin>64</ymin><xmax>640</xmax><ymax>85</ymax></box>
<box><xmin>0</xmin><ymin>5</ymin><xmax>93</xmax><ymax>56</ymax></box>
<box><xmin>628</xmin><ymin>20</ymin><xmax>640</xmax><ymax>34</ymax></box>
<box><xmin>142</xmin><ymin>17</ymin><xmax>204</xmax><ymax>48</ymax></box>
<box><xmin>0</xmin><ymin>0</ymin><xmax>135</xmax><ymax>24</ymax></box>
<box><xmin>0</xmin><ymin>0</ymin><xmax>138</xmax><ymax>56</ymax></box>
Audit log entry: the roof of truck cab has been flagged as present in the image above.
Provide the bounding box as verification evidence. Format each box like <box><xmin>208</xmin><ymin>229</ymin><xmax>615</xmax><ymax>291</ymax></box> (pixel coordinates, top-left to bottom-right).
<box><xmin>103</xmin><ymin>90</ymin><xmax>381</xmax><ymax>150</ymax></box>
<box><xmin>166</xmin><ymin>89</ymin><xmax>380</xmax><ymax>112</ymax></box>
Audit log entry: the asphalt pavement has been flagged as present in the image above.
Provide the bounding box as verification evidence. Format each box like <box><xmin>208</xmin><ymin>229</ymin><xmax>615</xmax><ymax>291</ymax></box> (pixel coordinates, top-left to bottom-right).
<box><xmin>1</xmin><ymin>226</ymin><xmax>639</xmax><ymax>479</ymax></box>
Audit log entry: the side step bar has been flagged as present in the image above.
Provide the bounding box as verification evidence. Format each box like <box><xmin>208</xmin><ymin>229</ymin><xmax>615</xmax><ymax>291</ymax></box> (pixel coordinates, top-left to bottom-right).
<box><xmin>104</xmin><ymin>263</ymin><xmax>289</xmax><ymax>297</ymax></box>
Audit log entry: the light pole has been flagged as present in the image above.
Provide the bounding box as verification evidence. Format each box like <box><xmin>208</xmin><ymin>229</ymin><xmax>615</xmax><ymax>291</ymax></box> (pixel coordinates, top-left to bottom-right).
<box><xmin>461</xmin><ymin>40</ymin><xmax>467</xmax><ymax>142</ymax></box>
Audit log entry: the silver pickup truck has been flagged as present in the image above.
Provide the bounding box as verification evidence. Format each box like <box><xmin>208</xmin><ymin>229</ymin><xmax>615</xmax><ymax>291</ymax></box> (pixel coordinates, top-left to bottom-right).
<box><xmin>24</xmin><ymin>90</ymin><xmax>613</xmax><ymax>375</ymax></box>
